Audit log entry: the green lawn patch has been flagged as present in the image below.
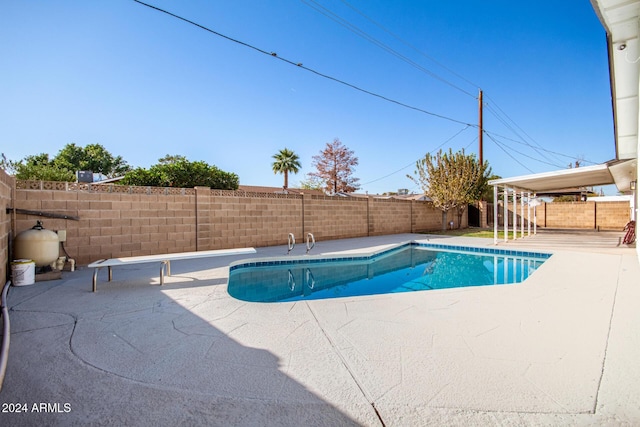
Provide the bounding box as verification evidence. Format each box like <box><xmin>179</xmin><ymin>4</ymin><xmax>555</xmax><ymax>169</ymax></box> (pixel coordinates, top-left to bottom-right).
<box><xmin>423</xmin><ymin>228</ymin><xmax>516</xmax><ymax>239</ymax></box>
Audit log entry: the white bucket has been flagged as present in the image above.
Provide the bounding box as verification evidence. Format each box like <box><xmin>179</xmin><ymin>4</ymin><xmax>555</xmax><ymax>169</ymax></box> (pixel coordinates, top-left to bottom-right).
<box><xmin>11</xmin><ymin>259</ymin><xmax>36</xmax><ymax>286</ymax></box>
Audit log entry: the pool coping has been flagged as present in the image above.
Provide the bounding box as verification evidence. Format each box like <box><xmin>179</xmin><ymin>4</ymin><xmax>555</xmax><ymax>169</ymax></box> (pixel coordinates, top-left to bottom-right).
<box><xmin>228</xmin><ymin>239</ymin><xmax>552</xmax><ymax>303</ymax></box>
<box><xmin>228</xmin><ymin>240</ymin><xmax>552</xmax><ymax>272</ymax></box>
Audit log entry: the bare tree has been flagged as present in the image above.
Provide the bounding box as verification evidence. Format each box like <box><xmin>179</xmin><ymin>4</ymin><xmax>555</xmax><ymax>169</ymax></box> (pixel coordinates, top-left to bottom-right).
<box><xmin>310</xmin><ymin>138</ymin><xmax>360</xmax><ymax>194</ymax></box>
<box><xmin>408</xmin><ymin>148</ymin><xmax>490</xmax><ymax>229</ymax></box>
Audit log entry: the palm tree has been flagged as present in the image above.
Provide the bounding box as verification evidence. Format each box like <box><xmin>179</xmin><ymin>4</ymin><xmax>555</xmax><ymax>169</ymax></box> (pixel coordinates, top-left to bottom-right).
<box><xmin>271</xmin><ymin>148</ymin><xmax>301</xmax><ymax>189</ymax></box>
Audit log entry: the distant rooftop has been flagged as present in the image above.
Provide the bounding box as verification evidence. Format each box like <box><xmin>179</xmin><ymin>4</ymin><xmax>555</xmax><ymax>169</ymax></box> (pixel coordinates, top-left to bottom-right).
<box><xmin>238</xmin><ymin>185</ymin><xmax>325</xmax><ymax>196</ymax></box>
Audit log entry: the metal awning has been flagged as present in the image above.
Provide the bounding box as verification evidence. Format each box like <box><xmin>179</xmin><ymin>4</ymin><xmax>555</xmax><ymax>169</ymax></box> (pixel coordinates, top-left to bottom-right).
<box><xmin>489</xmin><ymin>159</ymin><xmax>636</xmax><ymax>193</ymax></box>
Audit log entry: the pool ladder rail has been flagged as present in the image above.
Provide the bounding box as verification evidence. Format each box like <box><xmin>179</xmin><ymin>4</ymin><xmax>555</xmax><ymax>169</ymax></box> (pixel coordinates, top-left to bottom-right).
<box><xmin>306</xmin><ymin>232</ymin><xmax>315</xmax><ymax>254</ymax></box>
<box><xmin>287</xmin><ymin>233</ymin><xmax>296</xmax><ymax>255</ymax></box>
<box><xmin>286</xmin><ymin>233</ymin><xmax>315</xmax><ymax>255</ymax></box>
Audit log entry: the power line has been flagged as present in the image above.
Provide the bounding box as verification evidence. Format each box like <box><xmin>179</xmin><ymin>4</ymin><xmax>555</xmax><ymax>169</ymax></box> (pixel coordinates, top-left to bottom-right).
<box><xmin>135</xmin><ymin>0</ymin><xmax>599</xmax><ymax>176</ymax></box>
<box><xmin>482</xmin><ymin>95</ymin><xmax>599</xmax><ymax>168</ymax></box>
<box><xmin>484</xmin><ymin>132</ymin><xmax>536</xmax><ymax>173</ymax></box>
<box><xmin>463</xmin><ymin>136</ymin><xmax>478</xmax><ymax>150</ymax></box>
<box><xmin>484</xmin><ymin>93</ymin><xmax>566</xmax><ymax>165</ymax></box>
<box><xmin>483</xmin><ymin>104</ymin><xmax>565</xmax><ymax>168</ymax></box>
<box><xmin>338</xmin><ymin>0</ymin><xmax>481</xmax><ymax>91</ymax></box>
<box><xmin>484</xmin><ymin>100</ymin><xmax>564</xmax><ymax>166</ymax></box>
<box><xmin>305</xmin><ymin>0</ymin><xmax>589</xmax><ymax>172</ymax></box>
<box><xmin>132</xmin><ymin>0</ymin><xmax>475</xmax><ymax>127</ymax></box>
<box><xmin>360</xmin><ymin>125</ymin><xmax>471</xmax><ymax>186</ymax></box>
<box><xmin>360</xmin><ymin>161</ymin><xmax>417</xmax><ymax>186</ymax></box>
<box><xmin>484</xmin><ymin>128</ymin><xmax>598</xmax><ymax>165</ymax></box>
<box><xmin>301</xmin><ymin>0</ymin><xmax>477</xmax><ymax>98</ymax></box>
<box><xmin>492</xmin><ymin>137</ymin><xmax>562</xmax><ymax>169</ymax></box>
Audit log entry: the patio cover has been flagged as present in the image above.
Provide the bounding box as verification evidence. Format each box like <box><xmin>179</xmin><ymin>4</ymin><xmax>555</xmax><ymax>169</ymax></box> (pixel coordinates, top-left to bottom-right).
<box><xmin>489</xmin><ymin>159</ymin><xmax>636</xmax><ymax>193</ymax></box>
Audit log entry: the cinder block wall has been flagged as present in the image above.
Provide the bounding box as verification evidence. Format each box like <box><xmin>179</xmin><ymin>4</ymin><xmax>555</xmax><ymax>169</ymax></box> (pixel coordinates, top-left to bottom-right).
<box><xmin>13</xmin><ymin>181</ymin><xmax>633</xmax><ymax>267</ymax></box>
<box><xmin>370</xmin><ymin>198</ymin><xmax>412</xmax><ymax>235</ymax></box>
<box><xmin>446</xmin><ymin>207</ymin><xmax>468</xmax><ymax>229</ymax></box>
<box><xmin>0</xmin><ymin>170</ymin><xmax>14</xmax><ymax>282</ymax></box>
<box><xmin>413</xmin><ymin>202</ymin><xmax>443</xmax><ymax>231</ymax></box>
<box><xmin>535</xmin><ymin>203</ymin><xmax>546</xmax><ymax>227</ymax></box>
<box><xmin>303</xmin><ymin>195</ymin><xmax>368</xmax><ymax>241</ymax></box>
<box><xmin>595</xmin><ymin>202</ymin><xmax>630</xmax><ymax>230</ymax></box>
<box><xmin>13</xmin><ymin>181</ymin><xmax>464</xmax><ymax>266</ymax></box>
<box><xmin>14</xmin><ymin>184</ymin><xmax>198</xmax><ymax>264</ymax></box>
<box><xmin>540</xmin><ymin>201</ymin><xmax>630</xmax><ymax>230</ymax></box>
<box><xmin>544</xmin><ymin>202</ymin><xmax>595</xmax><ymax>229</ymax></box>
<box><xmin>207</xmin><ymin>190</ymin><xmax>303</xmax><ymax>249</ymax></box>
<box><xmin>498</xmin><ymin>201</ymin><xmax>629</xmax><ymax>231</ymax></box>
<box><xmin>497</xmin><ymin>202</ymin><xmax>535</xmax><ymax>227</ymax></box>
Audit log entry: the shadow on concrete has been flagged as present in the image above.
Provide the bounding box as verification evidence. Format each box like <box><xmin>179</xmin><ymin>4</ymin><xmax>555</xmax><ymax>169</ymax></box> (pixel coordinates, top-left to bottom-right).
<box><xmin>0</xmin><ymin>266</ymin><xmax>370</xmax><ymax>426</ymax></box>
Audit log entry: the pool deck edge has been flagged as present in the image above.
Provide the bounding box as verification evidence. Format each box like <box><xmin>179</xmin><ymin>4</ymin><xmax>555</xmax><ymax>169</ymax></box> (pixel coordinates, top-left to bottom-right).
<box><xmin>1</xmin><ymin>232</ymin><xmax>638</xmax><ymax>426</ymax></box>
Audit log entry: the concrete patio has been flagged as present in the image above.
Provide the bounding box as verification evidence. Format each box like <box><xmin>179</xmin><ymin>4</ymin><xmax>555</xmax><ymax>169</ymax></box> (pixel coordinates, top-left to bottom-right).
<box><xmin>1</xmin><ymin>232</ymin><xmax>638</xmax><ymax>426</ymax></box>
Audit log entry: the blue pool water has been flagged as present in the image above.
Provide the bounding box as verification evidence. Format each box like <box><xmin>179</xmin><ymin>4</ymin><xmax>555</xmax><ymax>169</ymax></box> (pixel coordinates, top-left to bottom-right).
<box><xmin>227</xmin><ymin>243</ymin><xmax>551</xmax><ymax>303</ymax></box>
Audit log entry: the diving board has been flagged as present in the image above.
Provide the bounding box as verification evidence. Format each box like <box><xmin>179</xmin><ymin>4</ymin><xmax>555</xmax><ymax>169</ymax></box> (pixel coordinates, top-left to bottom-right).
<box><xmin>88</xmin><ymin>248</ymin><xmax>256</xmax><ymax>292</ymax></box>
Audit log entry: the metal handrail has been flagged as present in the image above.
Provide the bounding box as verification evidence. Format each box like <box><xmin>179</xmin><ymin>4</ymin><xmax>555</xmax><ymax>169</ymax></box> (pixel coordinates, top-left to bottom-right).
<box><xmin>287</xmin><ymin>233</ymin><xmax>295</xmax><ymax>255</ymax></box>
<box><xmin>306</xmin><ymin>233</ymin><xmax>315</xmax><ymax>254</ymax></box>
<box><xmin>0</xmin><ymin>280</ymin><xmax>11</xmax><ymax>392</ymax></box>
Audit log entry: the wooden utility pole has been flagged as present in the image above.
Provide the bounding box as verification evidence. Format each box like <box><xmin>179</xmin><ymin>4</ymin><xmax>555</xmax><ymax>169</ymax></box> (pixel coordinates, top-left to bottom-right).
<box><xmin>478</xmin><ymin>89</ymin><xmax>483</xmax><ymax>166</ymax></box>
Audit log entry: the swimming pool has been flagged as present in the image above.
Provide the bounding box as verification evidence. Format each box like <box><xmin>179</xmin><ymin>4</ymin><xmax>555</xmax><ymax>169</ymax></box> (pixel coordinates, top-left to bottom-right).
<box><xmin>227</xmin><ymin>242</ymin><xmax>551</xmax><ymax>303</ymax></box>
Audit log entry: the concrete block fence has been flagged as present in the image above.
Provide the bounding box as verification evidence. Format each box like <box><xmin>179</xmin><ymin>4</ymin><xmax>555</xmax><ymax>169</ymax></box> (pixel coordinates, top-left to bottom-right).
<box><xmin>0</xmin><ymin>173</ymin><xmax>630</xmax><ymax>269</ymax></box>
<box><xmin>9</xmin><ymin>181</ymin><xmax>463</xmax><ymax>266</ymax></box>
<box><xmin>495</xmin><ymin>200</ymin><xmax>630</xmax><ymax>231</ymax></box>
<box><xmin>0</xmin><ymin>171</ymin><xmax>13</xmax><ymax>282</ymax></box>
<box><xmin>541</xmin><ymin>201</ymin><xmax>630</xmax><ymax>230</ymax></box>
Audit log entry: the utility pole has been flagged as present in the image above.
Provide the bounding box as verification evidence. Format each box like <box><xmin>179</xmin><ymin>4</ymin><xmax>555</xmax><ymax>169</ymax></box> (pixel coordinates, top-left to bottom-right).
<box><xmin>478</xmin><ymin>89</ymin><xmax>483</xmax><ymax>166</ymax></box>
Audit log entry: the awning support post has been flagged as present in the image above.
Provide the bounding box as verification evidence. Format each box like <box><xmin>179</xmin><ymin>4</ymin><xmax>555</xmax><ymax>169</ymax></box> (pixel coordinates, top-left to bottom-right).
<box><xmin>503</xmin><ymin>187</ymin><xmax>508</xmax><ymax>242</ymax></box>
<box><xmin>512</xmin><ymin>189</ymin><xmax>517</xmax><ymax>240</ymax></box>
<box><xmin>527</xmin><ymin>192</ymin><xmax>531</xmax><ymax>237</ymax></box>
<box><xmin>493</xmin><ymin>185</ymin><xmax>498</xmax><ymax>245</ymax></box>
<box><xmin>533</xmin><ymin>193</ymin><xmax>537</xmax><ymax>235</ymax></box>
<box><xmin>520</xmin><ymin>191</ymin><xmax>525</xmax><ymax>238</ymax></box>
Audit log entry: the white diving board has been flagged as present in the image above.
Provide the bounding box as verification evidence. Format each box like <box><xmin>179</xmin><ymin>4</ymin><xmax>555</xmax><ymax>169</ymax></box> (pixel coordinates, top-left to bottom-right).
<box><xmin>88</xmin><ymin>248</ymin><xmax>256</xmax><ymax>292</ymax></box>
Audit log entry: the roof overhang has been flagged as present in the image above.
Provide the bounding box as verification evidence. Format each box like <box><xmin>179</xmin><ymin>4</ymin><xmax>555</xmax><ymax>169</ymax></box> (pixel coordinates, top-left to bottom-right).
<box><xmin>489</xmin><ymin>159</ymin><xmax>636</xmax><ymax>193</ymax></box>
<box><xmin>491</xmin><ymin>1</ymin><xmax>640</xmax><ymax>195</ymax></box>
<box><xmin>591</xmin><ymin>0</ymin><xmax>640</xmax><ymax>161</ymax></box>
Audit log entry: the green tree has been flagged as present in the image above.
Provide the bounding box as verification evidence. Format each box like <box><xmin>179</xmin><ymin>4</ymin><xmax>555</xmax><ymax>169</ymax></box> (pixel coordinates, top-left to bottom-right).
<box><xmin>158</xmin><ymin>154</ymin><xmax>187</xmax><ymax>165</ymax></box>
<box><xmin>271</xmin><ymin>148</ymin><xmax>301</xmax><ymax>189</ymax></box>
<box><xmin>310</xmin><ymin>138</ymin><xmax>360</xmax><ymax>194</ymax></box>
<box><xmin>118</xmin><ymin>167</ymin><xmax>163</xmax><ymax>187</ymax></box>
<box><xmin>482</xmin><ymin>174</ymin><xmax>502</xmax><ymax>202</ymax></box>
<box><xmin>54</xmin><ymin>143</ymin><xmax>130</xmax><ymax>178</ymax></box>
<box><xmin>298</xmin><ymin>173</ymin><xmax>323</xmax><ymax>191</ymax></box>
<box><xmin>119</xmin><ymin>155</ymin><xmax>239</xmax><ymax>190</ymax></box>
<box><xmin>4</xmin><ymin>143</ymin><xmax>130</xmax><ymax>181</ymax></box>
<box><xmin>408</xmin><ymin>148</ymin><xmax>490</xmax><ymax>229</ymax></box>
<box><xmin>12</xmin><ymin>153</ymin><xmax>75</xmax><ymax>181</ymax></box>
<box><xmin>553</xmin><ymin>195</ymin><xmax>578</xmax><ymax>203</ymax></box>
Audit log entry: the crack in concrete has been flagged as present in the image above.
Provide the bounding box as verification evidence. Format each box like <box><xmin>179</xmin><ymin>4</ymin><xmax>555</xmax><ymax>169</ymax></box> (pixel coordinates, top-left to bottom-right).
<box><xmin>425</xmin><ymin>382</ymin><xmax>451</xmax><ymax>406</ymax></box>
<box><xmin>521</xmin><ymin>372</ymin><xmax>573</xmax><ymax>414</ymax></box>
<box><xmin>110</xmin><ymin>331</ymin><xmax>145</xmax><ymax>355</ymax></box>
<box><xmin>281</xmin><ymin>319</ymin><xmax>309</xmax><ymax>342</ymax></box>
<box><xmin>100</xmin><ymin>306</ymin><xmax>154</xmax><ymax>321</ymax></box>
<box><xmin>304</xmin><ymin>301</ymin><xmax>386</xmax><ymax>427</ymax></box>
<box><xmin>8</xmin><ymin>307</ymin><xmax>77</xmax><ymax>333</ymax></box>
<box><xmin>593</xmin><ymin>254</ymin><xmax>624</xmax><ymax>415</ymax></box>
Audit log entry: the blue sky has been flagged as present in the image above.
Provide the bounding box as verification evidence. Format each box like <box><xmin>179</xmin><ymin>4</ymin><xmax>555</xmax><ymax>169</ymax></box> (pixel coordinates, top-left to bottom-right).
<box><xmin>1</xmin><ymin>0</ymin><xmax>615</xmax><ymax>194</ymax></box>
